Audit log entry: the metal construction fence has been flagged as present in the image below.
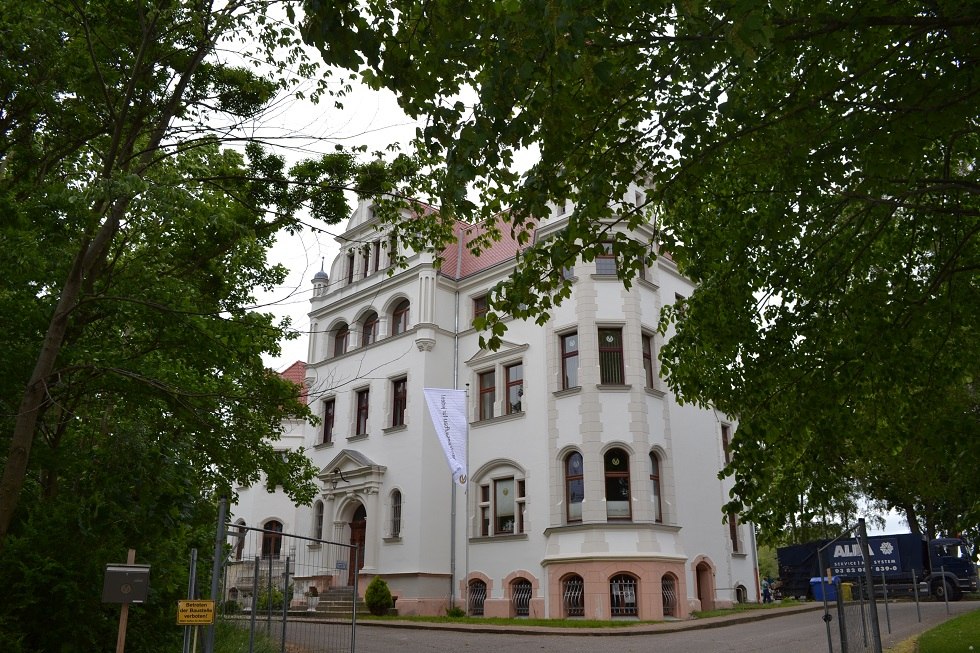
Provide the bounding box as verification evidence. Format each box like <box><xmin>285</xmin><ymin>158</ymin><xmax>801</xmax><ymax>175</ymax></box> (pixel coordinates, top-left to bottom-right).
<box><xmin>217</xmin><ymin>523</ymin><xmax>359</xmax><ymax>653</ymax></box>
<box><xmin>814</xmin><ymin>519</ymin><xmax>939</xmax><ymax>653</ymax></box>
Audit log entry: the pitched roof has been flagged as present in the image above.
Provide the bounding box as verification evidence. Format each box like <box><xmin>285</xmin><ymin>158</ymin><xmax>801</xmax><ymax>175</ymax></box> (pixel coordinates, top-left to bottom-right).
<box><xmin>278</xmin><ymin>360</ymin><xmax>308</xmax><ymax>405</ymax></box>
<box><xmin>438</xmin><ymin>217</ymin><xmax>534</xmax><ymax>280</ymax></box>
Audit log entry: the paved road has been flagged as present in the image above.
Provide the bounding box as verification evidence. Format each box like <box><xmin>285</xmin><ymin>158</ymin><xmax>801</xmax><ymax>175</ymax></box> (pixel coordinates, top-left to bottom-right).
<box><xmin>336</xmin><ymin>600</ymin><xmax>979</xmax><ymax>653</ymax></box>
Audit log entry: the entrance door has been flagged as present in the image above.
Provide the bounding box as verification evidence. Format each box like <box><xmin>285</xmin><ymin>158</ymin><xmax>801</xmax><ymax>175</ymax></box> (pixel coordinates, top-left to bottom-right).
<box><xmin>348</xmin><ymin>505</ymin><xmax>366</xmax><ymax>587</ymax></box>
<box><xmin>696</xmin><ymin>562</ymin><xmax>714</xmax><ymax>611</ymax></box>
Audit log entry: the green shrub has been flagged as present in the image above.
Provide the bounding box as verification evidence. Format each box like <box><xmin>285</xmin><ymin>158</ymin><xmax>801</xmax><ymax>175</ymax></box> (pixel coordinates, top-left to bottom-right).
<box><xmin>445</xmin><ymin>606</ymin><xmax>466</xmax><ymax>618</ymax></box>
<box><xmin>222</xmin><ymin>600</ymin><xmax>240</xmax><ymax>615</ymax></box>
<box><xmin>256</xmin><ymin>585</ymin><xmax>286</xmax><ymax>612</ymax></box>
<box><xmin>364</xmin><ymin>577</ymin><xmax>393</xmax><ymax>616</ymax></box>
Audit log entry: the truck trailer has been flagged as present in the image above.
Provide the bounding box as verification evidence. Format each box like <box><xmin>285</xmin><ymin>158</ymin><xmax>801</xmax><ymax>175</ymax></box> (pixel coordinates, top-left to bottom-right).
<box><xmin>777</xmin><ymin>533</ymin><xmax>978</xmax><ymax>601</ymax></box>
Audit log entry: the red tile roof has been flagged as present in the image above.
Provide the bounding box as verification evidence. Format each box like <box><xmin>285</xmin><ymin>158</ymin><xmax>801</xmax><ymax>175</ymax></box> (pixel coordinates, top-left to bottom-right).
<box><xmin>278</xmin><ymin>360</ymin><xmax>308</xmax><ymax>405</ymax></box>
<box><xmin>438</xmin><ymin>216</ymin><xmax>535</xmax><ymax>280</ymax></box>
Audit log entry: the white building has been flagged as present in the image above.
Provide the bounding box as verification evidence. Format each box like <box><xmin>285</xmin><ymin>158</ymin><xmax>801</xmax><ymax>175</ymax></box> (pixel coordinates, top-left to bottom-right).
<box><xmin>232</xmin><ymin>195</ymin><xmax>759</xmax><ymax>619</ymax></box>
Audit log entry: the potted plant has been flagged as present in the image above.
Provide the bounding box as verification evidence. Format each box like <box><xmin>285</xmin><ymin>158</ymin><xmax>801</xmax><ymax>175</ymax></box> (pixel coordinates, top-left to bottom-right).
<box><xmin>305</xmin><ymin>585</ymin><xmax>319</xmax><ymax>611</ymax></box>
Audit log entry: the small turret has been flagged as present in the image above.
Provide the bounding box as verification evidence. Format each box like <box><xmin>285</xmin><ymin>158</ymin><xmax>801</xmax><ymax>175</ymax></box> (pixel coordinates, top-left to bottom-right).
<box><xmin>311</xmin><ymin>258</ymin><xmax>329</xmax><ymax>298</ymax></box>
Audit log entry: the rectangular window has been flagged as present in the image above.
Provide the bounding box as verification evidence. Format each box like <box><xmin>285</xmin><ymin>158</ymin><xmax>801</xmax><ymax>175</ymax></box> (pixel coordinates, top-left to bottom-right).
<box><xmin>560</xmin><ymin>332</ymin><xmax>579</xmax><ymax>390</ymax></box>
<box><xmin>505</xmin><ymin>363</ymin><xmax>523</xmax><ymax>414</ymax></box>
<box><xmin>346</xmin><ymin>252</ymin><xmax>355</xmax><ymax>285</ymax></box>
<box><xmin>478</xmin><ymin>370</ymin><xmax>495</xmax><ymax>420</ymax></box>
<box><xmin>479</xmin><ymin>484</ymin><xmax>491</xmax><ymax>536</ymax></box>
<box><xmin>322</xmin><ymin>399</ymin><xmax>335</xmax><ymax>444</ymax></box>
<box><xmin>495</xmin><ymin>478</ymin><xmax>515</xmax><ymax>534</ymax></box>
<box><xmin>373</xmin><ymin>240</ymin><xmax>381</xmax><ymax>273</ymax></box>
<box><xmin>729</xmin><ymin>512</ymin><xmax>741</xmax><ymax>553</ymax></box>
<box><xmin>473</xmin><ymin>294</ymin><xmax>489</xmax><ymax>321</ymax></box>
<box><xmin>392</xmin><ymin>378</ymin><xmax>407</xmax><ymax>427</ymax></box>
<box><xmin>598</xmin><ymin>328</ymin><xmax>625</xmax><ymax>384</ymax></box>
<box><xmin>355</xmin><ymin>389</ymin><xmax>370</xmax><ymax>435</ymax></box>
<box><xmin>721</xmin><ymin>424</ymin><xmax>732</xmax><ymax>464</ymax></box>
<box><xmin>388</xmin><ymin>235</ymin><xmax>397</xmax><ymax>267</ymax></box>
<box><xmin>596</xmin><ymin>242</ymin><xmax>617</xmax><ymax>275</ymax></box>
<box><xmin>362</xmin><ymin>249</ymin><xmax>369</xmax><ymax>278</ymax></box>
<box><xmin>478</xmin><ymin>478</ymin><xmax>525</xmax><ymax>536</ymax></box>
<box><xmin>642</xmin><ymin>334</ymin><xmax>655</xmax><ymax>388</ymax></box>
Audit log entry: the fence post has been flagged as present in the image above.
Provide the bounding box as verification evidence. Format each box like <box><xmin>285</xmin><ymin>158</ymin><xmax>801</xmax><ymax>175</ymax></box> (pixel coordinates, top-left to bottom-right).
<box><xmin>183</xmin><ymin>548</ymin><xmax>198</xmax><ymax>653</ymax></box>
<box><xmin>205</xmin><ymin>498</ymin><xmax>228</xmax><ymax>653</ymax></box>
<box><xmin>280</xmin><ymin>555</ymin><xmax>290</xmax><ymax>653</ymax></box>
<box><xmin>881</xmin><ymin>572</ymin><xmax>891</xmax><ymax>634</ymax></box>
<box><xmin>941</xmin><ymin>565</ymin><xmax>949</xmax><ymax>615</ymax></box>
<box><xmin>837</xmin><ymin>580</ymin><xmax>849</xmax><ymax>653</ymax></box>
<box><xmin>912</xmin><ymin>570</ymin><xmax>921</xmax><ymax>622</ymax></box>
<box><xmin>249</xmin><ymin>556</ymin><xmax>260</xmax><ymax>653</ymax></box>
<box><xmin>856</xmin><ymin>518</ymin><xmax>883</xmax><ymax>653</ymax></box>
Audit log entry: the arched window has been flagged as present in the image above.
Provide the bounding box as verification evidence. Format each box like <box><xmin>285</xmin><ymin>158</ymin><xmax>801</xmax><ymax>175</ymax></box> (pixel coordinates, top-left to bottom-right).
<box><xmin>604</xmin><ymin>448</ymin><xmax>631</xmax><ymax>520</ymax></box>
<box><xmin>662</xmin><ymin>573</ymin><xmax>678</xmax><ymax>617</ymax></box>
<box><xmin>562</xmin><ymin>574</ymin><xmax>584</xmax><ymax>617</ymax></box>
<box><xmin>313</xmin><ymin>501</ymin><xmax>324</xmax><ymax>539</ymax></box>
<box><xmin>649</xmin><ymin>451</ymin><xmax>663</xmax><ymax>523</ymax></box>
<box><xmin>261</xmin><ymin>520</ymin><xmax>283</xmax><ymax>559</ymax></box>
<box><xmin>511</xmin><ymin>578</ymin><xmax>532</xmax><ymax>617</ymax></box>
<box><xmin>362</xmin><ymin>312</ymin><xmax>379</xmax><ymax>346</ymax></box>
<box><xmin>333</xmin><ymin>323</ymin><xmax>349</xmax><ymax>356</ymax></box>
<box><xmin>468</xmin><ymin>579</ymin><xmax>487</xmax><ymax>616</ymax></box>
<box><xmin>565</xmin><ymin>452</ymin><xmax>584</xmax><ymax>523</ymax></box>
<box><xmin>390</xmin><ymin>489</ymin><xmax>402</xmax><ymax>538</ymax></box>
<box><xmin>610</xmin><ymin>573</ymin><xmax>638</xmax><ymax>616</ymax></box>
<box><xmin>391</xmin><ymin>299</ymin><xmax>410</xmax><ymax>335</ymax></box>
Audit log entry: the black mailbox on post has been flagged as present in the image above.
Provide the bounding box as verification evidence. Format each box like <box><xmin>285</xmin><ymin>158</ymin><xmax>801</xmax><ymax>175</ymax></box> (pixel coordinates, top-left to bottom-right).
<box><xmin>102</xmin><ymin>564</ymin><xmax>151</xmax><ymax>604</ymax></box>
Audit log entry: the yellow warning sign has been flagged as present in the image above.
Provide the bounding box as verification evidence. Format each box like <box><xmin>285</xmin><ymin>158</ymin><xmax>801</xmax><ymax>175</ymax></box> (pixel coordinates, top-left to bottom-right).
<box><xmin>177</xmin><ymin>600</ymin><xmax>215</xmax><ymax>625</ymax></box>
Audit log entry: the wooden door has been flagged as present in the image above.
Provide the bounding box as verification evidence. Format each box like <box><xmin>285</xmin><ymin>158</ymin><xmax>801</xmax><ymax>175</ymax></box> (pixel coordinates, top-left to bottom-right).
<box><xmin>348</xmin><ymin>505</ymin><xmax>366</xmax><ymax>587</ymax></box>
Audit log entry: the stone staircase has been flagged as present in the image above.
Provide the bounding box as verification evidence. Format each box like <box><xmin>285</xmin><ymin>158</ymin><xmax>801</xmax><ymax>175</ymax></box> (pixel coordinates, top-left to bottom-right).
<box><xmin>311</xmin><ymin>587</ymin><xmax>368</xmax><ymax>618</ymax></box>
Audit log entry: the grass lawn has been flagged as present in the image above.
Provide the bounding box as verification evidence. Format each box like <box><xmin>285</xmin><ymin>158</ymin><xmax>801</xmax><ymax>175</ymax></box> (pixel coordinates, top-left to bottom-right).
<box><xmin>917</xmin><ymin>608</ymin><xmax>980</xmax><ymax>653</ymax></box>
<box><xmin>358</xmin><ymin>599</ymin><xmax>805</xmax><ymax>628</ymax></box>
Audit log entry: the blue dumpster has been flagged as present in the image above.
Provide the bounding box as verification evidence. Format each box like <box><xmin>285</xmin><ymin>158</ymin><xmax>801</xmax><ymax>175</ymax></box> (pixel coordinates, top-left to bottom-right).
<box><xmin>810</xmin><ymin>577</ymin><xmax>839</xmax><ymax>601</ymax></box>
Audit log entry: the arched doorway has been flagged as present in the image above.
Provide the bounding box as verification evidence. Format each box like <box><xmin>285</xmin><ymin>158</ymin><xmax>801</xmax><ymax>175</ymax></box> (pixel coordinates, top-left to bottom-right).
<box><xmin>348</xmin><ymin>504</ymin><xmax>366</xmax><ymax>587</ymax></box>
<box><xmin>696</xmin><ymin>561</ymin><xmax>714</xmax><ymax>611</ymax></box>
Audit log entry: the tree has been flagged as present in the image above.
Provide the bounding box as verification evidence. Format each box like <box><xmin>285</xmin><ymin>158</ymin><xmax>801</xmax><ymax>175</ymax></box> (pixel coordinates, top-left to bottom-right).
<box><xmin>0</xmin><ymin>0</ymin><xmax>416</xmax><ymax>646</ymax></box>
<box><xmin>302</xmin><ymin>1</ymin><xmax>980</xmax><ymax>539</ymax></box>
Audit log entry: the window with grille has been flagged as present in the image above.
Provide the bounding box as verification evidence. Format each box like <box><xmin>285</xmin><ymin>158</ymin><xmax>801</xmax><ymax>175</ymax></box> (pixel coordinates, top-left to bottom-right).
<box><xmin>468</xmin><ymin>580</ymin><xmax>487</xmax><ymax>615</ymax></box>
<box><xmin>598</xmin><ymin>328</ymin><xmax>624</xmax><ymax>384</ymax></box>
<box><xmin>511</xmin><ymin>579</ymin><xmax>532</xmax><ymax>617</ymax></box>
<box><xmin>596</xmin><ymin>242</ymin><xmax>617</xmax><ymax>275</ymax></box>
<box><xmin>562</xmin><ymin>575</ymin><xmax>584</xmax><ymax>617</ymax></box>
<box><xmin>662</xmin><ymin>574</ymin><xmax>677</xmax><ymax>617</ymax></box>
<box><xmin>610</xmin><ymin>574</ymin><xmax>638</xmax><ymax>616</ymax></box>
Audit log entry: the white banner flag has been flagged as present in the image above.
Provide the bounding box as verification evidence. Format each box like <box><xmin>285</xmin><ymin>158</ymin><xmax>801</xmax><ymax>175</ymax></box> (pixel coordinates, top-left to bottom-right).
<box><xmin>423</xmin><ymin>388</ymin><xmax>468</xmax><ymax>485</ymax></box>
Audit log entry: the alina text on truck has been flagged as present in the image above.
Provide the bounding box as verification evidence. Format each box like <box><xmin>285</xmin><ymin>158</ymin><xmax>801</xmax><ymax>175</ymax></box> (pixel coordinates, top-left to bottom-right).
<box><xmin>777</xmin><ymin>533</ymin><xmax>979</xmax><ymax>601</ymax></box>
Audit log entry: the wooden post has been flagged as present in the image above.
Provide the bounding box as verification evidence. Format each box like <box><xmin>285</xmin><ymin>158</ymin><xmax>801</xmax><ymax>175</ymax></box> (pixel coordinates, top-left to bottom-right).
<box><xmin>115</xmin><ymin>549</ymin><xmax>136</xmax><ymax>653</ymax></box>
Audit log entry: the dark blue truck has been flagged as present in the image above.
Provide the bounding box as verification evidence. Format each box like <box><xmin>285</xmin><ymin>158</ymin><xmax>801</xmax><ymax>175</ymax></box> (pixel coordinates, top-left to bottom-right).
<box><xmin>777</xmin><ymin>534</ymin><xmax>978</xmax><ymax>601</ymax></box>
